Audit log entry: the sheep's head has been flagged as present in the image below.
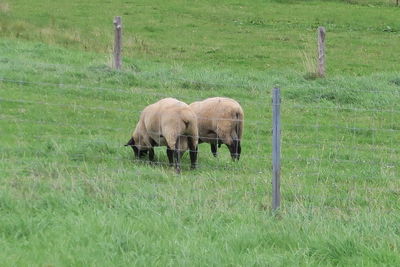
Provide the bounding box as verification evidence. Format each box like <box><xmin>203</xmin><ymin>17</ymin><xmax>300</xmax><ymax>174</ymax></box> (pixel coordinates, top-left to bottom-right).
<box><xmin>125</xmin><ymin>137</ymin><xmax>149</xmax><ymax>159</ymax></box>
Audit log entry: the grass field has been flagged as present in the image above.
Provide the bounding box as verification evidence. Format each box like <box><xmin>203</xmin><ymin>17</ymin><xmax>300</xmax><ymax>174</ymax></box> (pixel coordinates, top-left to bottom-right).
<box><xmin>1</xmin><ymin>0</ymin><xmax>400</xmax><ymax>75</ymax></box>
<box><xmin>1</xmin><ymin>0</ymin><xmax>400</xmax><ymax>265</ymax></box>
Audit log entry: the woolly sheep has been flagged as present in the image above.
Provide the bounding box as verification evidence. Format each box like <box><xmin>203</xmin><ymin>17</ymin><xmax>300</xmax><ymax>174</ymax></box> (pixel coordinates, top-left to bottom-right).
<box><xmin>189</xmin><ymin>97</ymin><xmax>243</xmax><ymax>160</ymax></box>
<box><xmin>125</xmin><ymin>98</ymin><xmax>199</xmax><ymax>173</ymax></box>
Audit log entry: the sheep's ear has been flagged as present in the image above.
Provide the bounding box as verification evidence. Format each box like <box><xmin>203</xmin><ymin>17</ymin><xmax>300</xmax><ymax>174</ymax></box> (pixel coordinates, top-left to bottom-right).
<box><xmin>125</xmin><ymin>137</ymin><xmax>135</xmax><ymax>146</ymax></box>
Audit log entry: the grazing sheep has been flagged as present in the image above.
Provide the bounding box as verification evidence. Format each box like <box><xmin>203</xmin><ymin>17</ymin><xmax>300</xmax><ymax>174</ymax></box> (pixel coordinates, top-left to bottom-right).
<box><xmin>125</xmin><ymin>98</ymin><xmax>198</xmax><ymax>173</ymax></box>
<box><xmin>189</xmin><ymin>97</ymin><xmax>243</xmax><ymax>160</ymax></box>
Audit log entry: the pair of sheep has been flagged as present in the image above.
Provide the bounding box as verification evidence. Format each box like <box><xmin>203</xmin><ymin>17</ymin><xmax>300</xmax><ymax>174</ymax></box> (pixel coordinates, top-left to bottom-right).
<box><xmin>125</xmin><ymin>97</ymin><xmax>244</xmax><ymax>173</ymax></box>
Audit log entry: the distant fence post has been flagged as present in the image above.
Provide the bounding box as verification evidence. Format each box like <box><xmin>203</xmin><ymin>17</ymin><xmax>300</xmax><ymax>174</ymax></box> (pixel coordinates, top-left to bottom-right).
<box><xmin>317</xmin><ymin>26</ymin><xmax>326</xmax><ymax>77</ymax></box>
<box><xmin>113</xmin><ymin>16</ymin><xmax>122</xmax><ymax>70</ymax></box>
<box><xmin>272</xmin><ymin>87</ymin><xmax>281</xmax><ymax>211</ymax></box>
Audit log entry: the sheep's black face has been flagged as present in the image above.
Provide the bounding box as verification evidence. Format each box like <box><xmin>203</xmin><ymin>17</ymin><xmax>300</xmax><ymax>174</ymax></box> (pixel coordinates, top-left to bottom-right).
<box><xmin>126</xmin><ymin>137</ymin><xmax>144</xmax><ymax>158</ymax></box>
<box><xmin>125</xmin><ymin>137</ymin><xmax>150</xmax><ymax>159</ymax></box>
<box><xmin>131</xmin><ymin>146</ymin><xmax>148</xmax><ymax>159</ymax></box>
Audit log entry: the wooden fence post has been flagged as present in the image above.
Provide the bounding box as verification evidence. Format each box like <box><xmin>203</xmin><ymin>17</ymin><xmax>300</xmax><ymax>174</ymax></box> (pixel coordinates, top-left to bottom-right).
<box><xmin>113</xmin><ymin>16</ymin><xmax>122</xmax><ymax>70</ymax></box>
<box><xmin>317</xmin><ymin>26</ymin><xmax>326</xmax><ymax>77</ymax></box>
<box><xmin>272</xmin><ymin>87</ymin><xmax>281</xmax><ymax>211</ymax></box>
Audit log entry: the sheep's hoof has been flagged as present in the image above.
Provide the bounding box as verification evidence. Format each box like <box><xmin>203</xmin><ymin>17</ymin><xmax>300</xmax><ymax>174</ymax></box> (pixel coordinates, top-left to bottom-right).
<box><xmin>190</xmin><ymin>164</ymin><xmax>197</xmax><ymax>170</ymax></box>
<box><xmin>175</xmin><ymin>168</ymin><xmax>181</xmax><ymax>174</ymax></box>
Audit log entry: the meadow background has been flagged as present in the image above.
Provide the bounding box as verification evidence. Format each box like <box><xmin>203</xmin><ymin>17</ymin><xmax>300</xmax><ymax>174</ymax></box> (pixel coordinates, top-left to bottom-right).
<box><xmin>0</xmin><ymin>0</ymin><xmax>399</xmax><ymax>265</ymax></box>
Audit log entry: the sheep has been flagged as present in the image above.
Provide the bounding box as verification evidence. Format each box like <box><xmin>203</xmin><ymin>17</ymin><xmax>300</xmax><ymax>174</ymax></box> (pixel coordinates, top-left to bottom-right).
<box><xmin>189</xmin><ymin>97</ymin><xmax>243</xmax><ymax>160</ymax></box>
<box><xmin>125</xmin><ymin>98</ymin><xmax>198</xmax><ymax>173</ymax></box>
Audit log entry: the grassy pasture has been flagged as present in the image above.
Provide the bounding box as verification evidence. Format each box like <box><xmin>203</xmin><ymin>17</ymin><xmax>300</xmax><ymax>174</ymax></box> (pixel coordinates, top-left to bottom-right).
<box><xmin>1</xmin><ymin>0</ymin><xmax>400</xmax><ymax>75</ymax></box>
<box><xmin>0</xmin><ymin>0</ymin><xmax>400</xmax><ymax>265</ymax></box>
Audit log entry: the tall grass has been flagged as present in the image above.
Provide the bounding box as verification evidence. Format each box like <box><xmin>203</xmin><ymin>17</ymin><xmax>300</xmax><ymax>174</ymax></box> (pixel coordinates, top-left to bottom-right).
<box><xmin>1</xmin><ymin>38</ymin><xmax>399</xmax><ymax>265</ymax></box>
<box><xmin>299</xmin><ymin>34</ymin><xmax>319</xmax><ymax>79</ymax></box>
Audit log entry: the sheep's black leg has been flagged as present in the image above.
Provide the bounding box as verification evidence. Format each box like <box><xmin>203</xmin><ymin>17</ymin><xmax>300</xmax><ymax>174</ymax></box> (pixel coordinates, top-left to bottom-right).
<box><xmin>210</xmin><ymin>143</ymin><xmax>217</xmax><ymax>157</ymax></box>
<box><xmin>148</xmin><ymin>139</ymin><xmax>157</xmax><ymax>163</ymax></box>
<box><xmin>189</xmin><ymin>146</ymin><xmax>198</xmax><ymax>169</ymax></box>
<box><xmin>227</xmin><ymin>139</ymin><xmax>240</xmax><ymax>161</ymax></box>
<box><xmin>173</xmin><ymin>149</ymin><xmax>181</xmax><ymax>174</ymax></box>
<box><xmin>188</xmin><ymin>137</ymin><xmax>198</xmax><ymax>169</ymax></box>
<box><xmin>166</xmin><ymin>148</ymin><xmax>173</xmax><ymax>166</ymax></box>
<box><xmin>149</xmin><ymin>147</ymin><xmax>155</xmax><ymax>162</ymax></box>
<box><xmin>173</xmin><ymin>140</ymin><xmax>182</xmax><ymax>173</ymax></box>
<box><xmin>226</xmin><ymin>144</ymin><xmax>234</xmax><ymax>160</ymax></box>
<box><xmin>237</xmin><ymin>140</ymin><xmax>241</xmax><ymax>160</ymax></box>
<box><xmin>232</xmin><ymin>139</ymin><xmax>240</xmax><ymax>161</ymax></box>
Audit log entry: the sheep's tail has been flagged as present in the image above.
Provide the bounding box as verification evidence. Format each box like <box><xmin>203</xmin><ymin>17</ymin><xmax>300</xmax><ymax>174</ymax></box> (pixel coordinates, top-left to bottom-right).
<box><xmin>181</xmin><ymin>111</ymin><xmax>199</xmax><ymax>148</ymax></box>
<box><xmin>230</xmin><ymin>108</ymin><xmax>243</xmax><ymax>160</ymax></box>
<box><xmin>235</xmin><ymin>111</ymin><xmax>243</xmax><ymax>140</ymax></box>
<box><xmin>231</xmin><ymin>107</ymin><xmax>243</xmax><ymax>141</ymax></box>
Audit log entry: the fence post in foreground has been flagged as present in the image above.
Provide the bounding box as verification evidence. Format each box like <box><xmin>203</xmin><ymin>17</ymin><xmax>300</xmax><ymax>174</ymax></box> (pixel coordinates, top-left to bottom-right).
<box><xmin>317</xmin><ymin>26</ymin><xmax>326</xmax><ymax>77</ymax></box>
<box><xmin>272</xmin><ymin>87</ymin><xmax>281</xmax><ymax>211</ymax></box>
<box><xmin>113</xmin><ymin>16</ymin><xmax>122</xmax><ymax>70</ymax></box>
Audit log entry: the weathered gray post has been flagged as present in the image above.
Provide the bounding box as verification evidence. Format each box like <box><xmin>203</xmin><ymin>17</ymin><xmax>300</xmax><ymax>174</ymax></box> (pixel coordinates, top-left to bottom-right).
<box><xmin>317</xmin><ymin>26</ymin><xmax>326</xmax><ymax>77</ymax></box>
<box><xmin>113</xmin><ymin>16</ymin><xmax>122</xmax><ymax>70</ymax></box>
<box><xmin>272</xmin><ymin>87</ymin><xmax>281</xmax><ymax>211</ymax></box>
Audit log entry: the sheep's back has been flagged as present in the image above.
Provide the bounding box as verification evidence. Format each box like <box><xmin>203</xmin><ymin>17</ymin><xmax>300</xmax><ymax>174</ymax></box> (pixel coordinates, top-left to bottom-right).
<box><xmin>190</xmin><ymin>97</ymin><xmax>243</xmax><ymax>134</ymax></box>
<box><xmin>142</xmin><ymin>98</ymin><xmax>195</xmax><ymax>146</ymax></box>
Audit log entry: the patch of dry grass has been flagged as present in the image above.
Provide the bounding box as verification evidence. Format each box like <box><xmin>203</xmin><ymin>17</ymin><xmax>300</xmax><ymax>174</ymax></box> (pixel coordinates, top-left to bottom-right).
<box><xmin>0</xmin><ymin>2</ymin><xmax>10</xmax><ymax>13</ymax></box>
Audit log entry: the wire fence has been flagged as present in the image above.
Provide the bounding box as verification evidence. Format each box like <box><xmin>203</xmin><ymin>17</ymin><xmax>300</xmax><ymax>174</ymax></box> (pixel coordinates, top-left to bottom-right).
<box><xmin>0</xmin><ymin>77</ymin><xmax>269</xmax><ymax>176</ymax></box>
<box><xmin>1</xmin><ymin>74</ymin><xmax>399</xmax><ymax>211</ymax></box>
<box><xmin>280</xmin><ymin>83</ymin><xmax>400</xmax><ymax>210</ymax></box>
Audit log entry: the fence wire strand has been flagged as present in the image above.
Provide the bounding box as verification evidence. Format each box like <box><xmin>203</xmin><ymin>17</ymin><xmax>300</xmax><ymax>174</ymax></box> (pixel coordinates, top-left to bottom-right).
<box><xmin>1</xmin><ymin>73</ymin><xmax>400</xmax><ymax>210</ymax></box>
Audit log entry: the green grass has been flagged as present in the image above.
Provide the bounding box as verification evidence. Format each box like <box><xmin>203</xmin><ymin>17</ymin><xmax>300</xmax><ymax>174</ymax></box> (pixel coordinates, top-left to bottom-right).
<box><xmin>1</xmin><ymin>0</ymin><xmax>400</xmax><ymax>75</ymax></box>
<box><xmin>1</xmin><ymin>0</ymin><xmax>400</xmax><ymax>265</ymax></box>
